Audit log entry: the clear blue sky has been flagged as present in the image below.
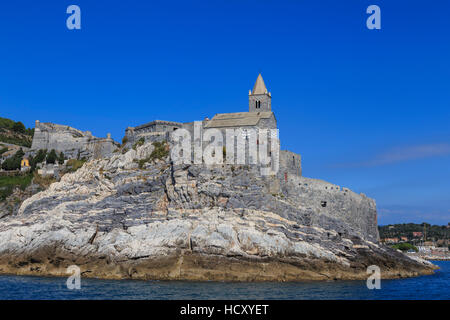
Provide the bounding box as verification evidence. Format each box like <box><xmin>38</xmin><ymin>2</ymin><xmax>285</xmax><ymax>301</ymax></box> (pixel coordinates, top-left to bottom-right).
<box><xmin>0</xmin><ymin>1</ymin><xmax>449</xmax><ymax>225</ymax></box>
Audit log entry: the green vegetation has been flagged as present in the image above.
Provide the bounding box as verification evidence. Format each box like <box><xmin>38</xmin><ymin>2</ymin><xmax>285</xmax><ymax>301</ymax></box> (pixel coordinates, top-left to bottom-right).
<box><xmin>391</xmin><ymin>243</ymin><xmax>418</xmax><ymax>252</ymax></box>
<box><xmin>150</xmin><ymin>141</ymin><xmax>169</xmax><ymax>160</ymax></box>
<box><xmin>121</xmin><ymin>136</ymin><xmax>128</xmax><ymax>145</ymax></box>
<box><xmin>0</xmin><ymin>147</ymin><xmax>8</xmax><ymax>156</ymax></box>
<box><xmin>1</xmin><ymin>148</ymin><xmax>24</xmax><ymax>171</ymax></box>
<box><xmin>0</xmin><ymin>117</ymin><xmax>33</xmax><ymax>135</ymax></box>
<box><xmin>12</xmin><ymin>121</ymin><xmax>26</xmax><ymax>134</ymax></box>
<box><xmin>138</xmin><ymin>141</ymin><xmax>169</xmax><ymax>169</ymax></box>
<box><xmin>0</xmin><ymin>135</ymin><xmax>31</xmax><ymax>148</ymax></box>
<box><xmin>0</xmin><ymin>117</ymin><xmax>34</xmax><ymax>147</ymax></box>
<box><xmin>32</xmin><ymin>171</ymin><xmax>56</xmax><ymax>188</ymax></box>
<box><xmin>0</xmin><ymin>174</ymin><xmax>33</xmax><ymax>201</ymax></box>
<box><xmin>30</xmin><ymin>149</ymin><xmax>47</xmax><ymax>171</ymax></box>
<box><xmin>379</xmin><ymin>223</ymin><xmax>449</xmax><ymax>242</ymax></box>
<box><xmin>132</xmin><ymin>137</ymin><xmax>145</xmax><ymax>150</ymax></box>
<box><xmin>66</xmin><ymin>159</ymin><xmax>86</xmax><ymax>172</ymax></box>
<box><xmin>58</xmin><ymin>152</ymin><xmax>65</xmax><ymax>165</ymax></box>
<box><xmin>46</xmin><ymin>149</ymin><xmax>57</xmax><ymax>164</ymax></box>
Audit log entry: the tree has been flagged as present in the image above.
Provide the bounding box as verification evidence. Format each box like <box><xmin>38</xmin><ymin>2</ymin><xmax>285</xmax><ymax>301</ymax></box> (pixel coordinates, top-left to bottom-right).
<box><xmin>30</xmin><ymin>149</ymin><xmax>46</xmax><ymax>171</ymax></box>
<box><xmin>1</xmin><ymin>148</ymin><xmax>24</xmax><ymax>171</ymax></box>
<box><xmin>16</xmin><ymin>148</ymin><xmax>24</xmax><ymax>159</ymax></box>
<box><xmin>391</xmin><ymin>243</ymin><xmax>418</xmax><ymax>252</ymax></box>
<box><xmin>58</xmin><ymin>152</ymin><xmax>65</xmax><ymax>165</ymax></box>
<box><xmin>31</xmin><ymin>149</ymin><xmax>47</xmax><ymax>166</ymax></box>
<box><xmin>46</xmin><ymin>149</ymin><xmax>57</xmax><ymax>164</ymax></box>
<box><xmin>12</xmin><ymin>121</ymin><xmax>26</xmax><ymax>133</ymax></box>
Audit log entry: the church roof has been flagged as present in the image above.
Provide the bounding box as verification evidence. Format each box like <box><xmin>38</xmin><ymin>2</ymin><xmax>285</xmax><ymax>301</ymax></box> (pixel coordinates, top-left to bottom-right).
<box><xmin>252</xmin><ymin>73</ymin><xmax>268</xmax><ymax>95</ymax></box>
<box><xmin>134</xmin><ymin>120</ymin><xmax>182</xmax><ymax>130</ymax></box>
<box><xmin>204</xmin><ymin>111</ymin><xmax>273</xmax><ymax>128</ymax></box>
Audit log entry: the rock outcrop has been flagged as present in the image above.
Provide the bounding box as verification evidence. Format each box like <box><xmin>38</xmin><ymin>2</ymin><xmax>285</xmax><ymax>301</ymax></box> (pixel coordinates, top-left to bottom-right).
<box><xmin>0</xmin><ymin>142</ymin><xmax>436</xmax><ymax>281</ymax></box>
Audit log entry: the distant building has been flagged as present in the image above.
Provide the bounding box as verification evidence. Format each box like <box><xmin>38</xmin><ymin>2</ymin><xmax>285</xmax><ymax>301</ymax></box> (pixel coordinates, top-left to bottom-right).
<box><xmin>412</xmin><ymin>232</ymin><xmax>423</xmax><ymax>237</ymax></box>
<box><xmin>20</xmin><ymin>158</ymin><xmax>31</xmax><ymax>172</ymax></box>
<box><xmin>383</xmin><ymin>237</ymin><xmax>399</xmax><ymax>243</ymax></box>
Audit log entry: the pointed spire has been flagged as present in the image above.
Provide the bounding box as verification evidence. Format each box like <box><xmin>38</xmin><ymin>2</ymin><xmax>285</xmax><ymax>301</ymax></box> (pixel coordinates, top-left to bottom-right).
<box><xmin>251</xmin><ymin>73</ymin><xmax>268</xmax><ymax>95</ymax></box>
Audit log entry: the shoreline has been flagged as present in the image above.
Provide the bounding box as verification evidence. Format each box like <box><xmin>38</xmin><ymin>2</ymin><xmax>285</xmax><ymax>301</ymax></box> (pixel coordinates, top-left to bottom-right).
<box><xmin>0</xmin><ymin>252</ymin><xmax>438</xmax><ymax>283</ymax></box>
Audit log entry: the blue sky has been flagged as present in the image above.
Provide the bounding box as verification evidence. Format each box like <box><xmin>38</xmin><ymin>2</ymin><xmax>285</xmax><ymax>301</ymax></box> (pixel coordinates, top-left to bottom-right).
<box><xmin>0</xmin><ymin>1</ymin><xmax>449</xmax><ymax>225</ymax></box>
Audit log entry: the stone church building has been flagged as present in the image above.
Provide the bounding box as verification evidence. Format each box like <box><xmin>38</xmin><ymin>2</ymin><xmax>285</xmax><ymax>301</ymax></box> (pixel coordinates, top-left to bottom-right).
<box><xmin>125</xmin><ymin>74</ymin><xmax>302</xmax><ymax>177</ymax></box>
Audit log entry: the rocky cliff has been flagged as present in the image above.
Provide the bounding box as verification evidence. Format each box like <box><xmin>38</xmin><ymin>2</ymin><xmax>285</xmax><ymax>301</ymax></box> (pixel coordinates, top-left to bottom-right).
<box><xmin>0</xmin><ymin>142</ymin><xmax>436</xmax><ymax>281</ymax></box>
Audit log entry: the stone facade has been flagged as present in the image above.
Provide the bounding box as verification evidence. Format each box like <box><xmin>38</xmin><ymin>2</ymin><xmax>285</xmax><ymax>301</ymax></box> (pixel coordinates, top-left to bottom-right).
<box><xmin>125</xmin><ymin>120</ymin><xmax>183</xmax><ymax>145</ymax></box>
<box><xmin>125</xmin><ymin>74</ymin><xmax>297</xmax><ymax>175</ymax></box>
<box><xmin>31</xmin><ymin>121</ymin><xmax>118</xmax><ymax>159</ymax></box>
<box><xmin>279</xmin><ymin>150</ymin><xmax>302</xmax><ymax>178</ymax></box>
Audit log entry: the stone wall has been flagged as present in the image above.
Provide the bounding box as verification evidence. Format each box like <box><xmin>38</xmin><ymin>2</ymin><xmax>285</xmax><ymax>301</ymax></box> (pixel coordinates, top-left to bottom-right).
<box><xmin>249</xmin><ymin>93</ymin><xmax>271</xmax><ymax>112</ymax></box>
<box><xmin>279</xmin><ymin>150</ymin><xmax>302</xmax><ymax>177</ymax></box>
<box><xmin>281</xmin><ymin>175</ymin><xmax>379</xmax><ymax>242</ymax></box>
<box><xmin>31</xmin><ymin>121</ymin><xmax>118</xmax><ymax>159</ymax></box>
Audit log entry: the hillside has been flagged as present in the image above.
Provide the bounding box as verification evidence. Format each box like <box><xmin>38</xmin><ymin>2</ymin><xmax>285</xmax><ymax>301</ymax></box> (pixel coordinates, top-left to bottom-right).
<box><xmin>379</xmin><ymin>223</ymin><xmax>449</xmax><ymax>242</ymax></box>
<box><xmin>0</xmin><ymin>116</ymin><xmax>34</xmax><ymax>148</ymax></box>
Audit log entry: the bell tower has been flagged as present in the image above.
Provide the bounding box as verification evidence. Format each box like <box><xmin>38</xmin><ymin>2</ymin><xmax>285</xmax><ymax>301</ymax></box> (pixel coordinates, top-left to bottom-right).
<box><xmin>249</xmin><ymin>73</ymin><xmax>271</xmax><ymax>112</ymax></box>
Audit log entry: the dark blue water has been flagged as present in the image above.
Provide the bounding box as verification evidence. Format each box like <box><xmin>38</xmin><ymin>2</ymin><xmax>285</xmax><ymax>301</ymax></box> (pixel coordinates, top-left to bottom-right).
<box><xmin>0</xmin><ymin>261</ymin><xmax>448</xmax><ymax>300</ymax></box>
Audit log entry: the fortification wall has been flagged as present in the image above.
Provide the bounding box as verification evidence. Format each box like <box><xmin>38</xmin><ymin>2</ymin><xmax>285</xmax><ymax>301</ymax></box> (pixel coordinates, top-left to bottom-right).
<box><xmin>279</xmin><ymin>150</ymin><xmax>302</xmax><ymax>177</ymax></box>
<box><xmin>281</xmin><ymin>175</ymin><xmax>379</xmax><ymax>242</ymax></box>
<box><xmin>31</xmin><ymin>121</ymin><xmax>118</xmax><ymax>159</ymax></box>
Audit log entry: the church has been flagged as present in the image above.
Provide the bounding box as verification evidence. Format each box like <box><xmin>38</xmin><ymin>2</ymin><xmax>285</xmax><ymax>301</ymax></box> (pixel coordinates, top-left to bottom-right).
<box><xmin>126</xmin><ymin>74</ymin><xmax>276</xmax><ymax>138</ymax></box>
<box><xmin>124</xmin><ymin>74</ymin><xmax>301</xmax><ymax>177</ymax></box>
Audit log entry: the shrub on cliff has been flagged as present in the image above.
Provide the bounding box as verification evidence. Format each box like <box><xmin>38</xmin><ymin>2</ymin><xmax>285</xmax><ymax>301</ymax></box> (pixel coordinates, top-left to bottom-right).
<box><xmin>46</xmin><ymin>149</ymin><xmax>57</xmax><ymax>164</ymax></box>
<box><xmin>32</xmin><ymin>171</ymin><xmax>56</xmax><ymax>189</ymax></box>
<box><xmin>58</xmin><ymin>152</ymin><xmax>65</xmax><ymax>165</ymax></box>
<box><xmin>66</xmin><ymin>159</ymin><xmax>86</xmax><ymax>172</ymax></box>
<box><xmin>30</xmin><ymin>149</ymin><xmax>47</xmax><ymax>171</ymax></box>
<box><xmin>132</xmin><ymin>138</ymin><xmax>145</xmax><ymax>150</ymax></box>
<box><xmin>137</xmin><ymin>141</ymin><xmax>169</xmax><ymax>169</ymax></box>
<box><xmin>150</xmin><ymin>141</ymin><xmax>169</xmax><ymax>161</ymax></box>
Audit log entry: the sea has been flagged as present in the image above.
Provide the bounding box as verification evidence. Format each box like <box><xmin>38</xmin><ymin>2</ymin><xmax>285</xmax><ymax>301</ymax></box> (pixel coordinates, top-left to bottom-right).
<box><xmin>0</xmin><ymin>261</ymin><xmax>448</xmax><ymax>300</ymax></box>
